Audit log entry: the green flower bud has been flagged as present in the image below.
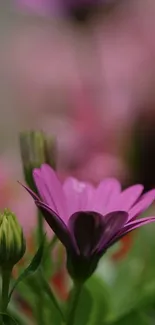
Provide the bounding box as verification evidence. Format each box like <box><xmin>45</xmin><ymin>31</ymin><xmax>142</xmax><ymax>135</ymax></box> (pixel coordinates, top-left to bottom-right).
<box><xmin>19</xmin><ymin>131</ymin><xmax>57</xmax><ymax>190</ymax></box>
<box><xmin>44</xmin><ymin>136</ymin><xmax>57</xmax><ymax>169</ymax></box>
<box><xmin>0</xmin><ymin>209</ymin><xmax>26</xmax><ymax>269</ymax></box>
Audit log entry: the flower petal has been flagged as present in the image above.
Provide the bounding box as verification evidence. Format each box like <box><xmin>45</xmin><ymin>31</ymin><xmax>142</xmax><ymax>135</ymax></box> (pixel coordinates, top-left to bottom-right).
<box><xmin>33</xmin><ymin>164</ymin><xmax>68</xmax><ymax>220</ymax></box>
<box><xmin>128</xmin><ymin>189</ymin><xmax>155</xmax><ymax>221</ymax></box>
<box><xmin>19</xmin><ymin>182</ymin><xmax>40</xmax><ymax>201</ymax></box>
<box><xmin>63</xmin><ymin>177</ymin><xmax>94</xmax><ymax>216</ymax></box>
<box><xmin>92</xmin><ymin>178</ymin><xmax>121</xmax><ymax>214</ymax></box>
<box><xmin>36</xmin><ymin>201</ymin><xmax>73</xmax><ymax>251</ymax></box>
<box><xmin>116</xmin><ymin>216</ymin><xmax>155</xmax><ymax>239</ymax></box>
<box><xmin>96</xmin><ymin>211</ymin><xmax>128</xmax><ymax>253</ymax></box>
<box><xmin>111</xmin><ymin>185</ymin><xmax>144</xmax><ymax>212</ymax></box>
<box><xmin>68</xmin><ymin>211</ymin><xmax>104</xmax><ymax>257</ymax></box>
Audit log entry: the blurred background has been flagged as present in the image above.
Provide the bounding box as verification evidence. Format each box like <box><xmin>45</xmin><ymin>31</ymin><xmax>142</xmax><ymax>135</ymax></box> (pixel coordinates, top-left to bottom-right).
<box><xmin>2</xmin><ymin>0</ymin><xmax>155</xmax><ymax>183</ymax></box>
<box><xmin>1</xmin><ymin>0</ymin><xmax>155</xmax><ymax>226</ymax></box>
<box><xmin>1</xmin><ymin>0</ymin><xmax>155</xmax><ymax>324</ymax></box>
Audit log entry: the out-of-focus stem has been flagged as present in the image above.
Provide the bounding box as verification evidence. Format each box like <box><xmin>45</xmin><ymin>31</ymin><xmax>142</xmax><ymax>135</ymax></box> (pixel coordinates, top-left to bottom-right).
<box><xmin>37</xmin><ymin>211</ymin><xmax>44</xmax><ymax>325</ymax></box>
<box><xmin>67</xmin><ymin>283</ymin><xmax>82</xmax><ymax>325</ymax></box>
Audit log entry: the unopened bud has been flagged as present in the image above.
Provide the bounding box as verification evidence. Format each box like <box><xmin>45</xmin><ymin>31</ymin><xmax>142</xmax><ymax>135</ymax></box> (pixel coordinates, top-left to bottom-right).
<box><xmin>19</xmin><ymin>131</ymin><xmax>57</xmax><ymax>190</ymax></box>
<box><xmin>0</xmin><ymin>209</ymin><xmax>26</xmax><ymax>269</ymax></box>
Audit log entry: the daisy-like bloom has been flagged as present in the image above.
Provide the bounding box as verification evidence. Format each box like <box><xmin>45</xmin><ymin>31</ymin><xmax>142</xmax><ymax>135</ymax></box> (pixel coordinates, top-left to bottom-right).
<box><xmin>23</xmin><ymin>164</ymin><xmax>155</xmax><ymax>282</ymax></box>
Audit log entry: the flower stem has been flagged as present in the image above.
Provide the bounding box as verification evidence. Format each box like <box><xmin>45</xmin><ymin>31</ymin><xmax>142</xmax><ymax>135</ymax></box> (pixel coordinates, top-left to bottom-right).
<box><xmin>1</xmin><ymin>268</ymin><xmax>12</xmax><ymax>313</ymax></box>
<box><xmin>37</xmin><ymin>211</ymin><xmax>44</xmax><ymax>244</ymax></box>
<box><xmin>67</xmin><ymin>283</ymin><xmax>82</xmax><ymax>325</ymax></box>
<box><xmin>37</xmin><ymin>211</ymin><xmax>44</xmax><ymax>325</ymax></box>
<box><xmin>48</xmin><ymin>235</ymin><xmax>57</xmax><ymax>251</ymax></box>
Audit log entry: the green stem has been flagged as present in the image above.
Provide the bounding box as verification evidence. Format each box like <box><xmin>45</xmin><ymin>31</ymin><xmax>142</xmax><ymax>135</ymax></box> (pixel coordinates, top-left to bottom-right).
<box><xmin>37</xmin><ymin>211</ymin><xmax>44</xmax><ymax>244</ymax></box>
<box><xmin>48</xmin><ymin>235</ymin><xmax>57</xmax><ymax>251</ymax></box>
<box><xmin>39</xmin><ymin>269</ymin><xmax>65</xmax><ymax>322</ymax></box>
<box><xmin>67</xmin><ymin>283</ymin><xmax>82</xmax><ymax>325</ymax></box>
<box><xmin>36</xmin><ymin>294</ymin><xmax>44</xmax><ymax>325</ymax></box>
<box><xmin>0</xmin><ymin>268</ymin><xmax>12</xmax><ymax>324</ymax></box>
<box><xmin>37</xmin><ymin>211</ymin><xmax>44</xmax><ymax>325</ymax></box>
<box><xmin>1</xmin><ymin>268</ymin><xmax>12</xmax><ymax>313</ymax></box>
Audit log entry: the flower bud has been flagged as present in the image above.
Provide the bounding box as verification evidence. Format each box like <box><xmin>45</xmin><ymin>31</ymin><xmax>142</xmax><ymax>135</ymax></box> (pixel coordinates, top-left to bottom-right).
<box><xmin>0</xmin><ymin>209</ymin><xmax>26</xmax><ymax>269</ymax></box>
<box><xmin>19</xmin><ymin>131</ymin><xmax>57</xmax><ymax>190</ymax></box>
<box><xmin>44</xmin><ymin>136</ymin><xmax>57</xmax><ymax>170</ymax></box>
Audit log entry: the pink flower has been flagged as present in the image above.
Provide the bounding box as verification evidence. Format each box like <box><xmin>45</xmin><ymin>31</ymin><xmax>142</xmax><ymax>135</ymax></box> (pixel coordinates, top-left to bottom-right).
<box><xmin>23</xmin><ymin>164</ymin><xmax>155</xmax><ymax>281</ymax></box>
<box><xmin>15</xmin><ymin>0</ymin><xmax>57</xmax><ymax>16</ymax></box>
<box><xmin>71</xmin><ymin>153</ymin><xmax>127</xmax><ymax>185</ymax></box>
<box><xmin>0</xmin><ymin>158</ymin><xmax>36</xmax><ymax>235</ymax></box>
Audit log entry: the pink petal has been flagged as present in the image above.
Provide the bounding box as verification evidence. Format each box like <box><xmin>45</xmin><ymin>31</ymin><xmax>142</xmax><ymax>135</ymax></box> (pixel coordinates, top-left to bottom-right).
<box><xmin>92</xmin><ymin>178</ymin><xmax>121</xmax><ymax>214</ymax></box>
<box><xmin>117</xmin><ymin>216</ymin><xmax>155</xmax><ymax>238</ymax></box>
<box><xmin>111</xmin><ymin>185</ymin><xmax>143</xmax><ymax>212</ymax></box>
<box><xmin>33</xmin><ymin>164</ymin><xmax>68</xmax><ymax>220</ymax></box>
<box><xmin>80</xmin><ymin>184</ymin><xmax>94</xmax><ymax>210</ymax></box>
<box><xmin>63</xmin><ymin>177</ymin><xmax>94</xmax><ymax>216</ymax></box>
<box><xmin>128</xmin><ymin>189</ymin><xmax>155</xmax><ymax>221</ymax></box>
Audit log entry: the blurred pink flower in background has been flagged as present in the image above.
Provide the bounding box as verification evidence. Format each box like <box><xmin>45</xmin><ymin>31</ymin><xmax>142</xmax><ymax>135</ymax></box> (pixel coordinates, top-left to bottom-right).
<box><xmin>42</xmin><ymin>89</ymin><xmax>127</xmax><ymax>184</ymax></box>
<box><xmin>0</xmin><ymin>156</ymin><xmax>36</xmax><ymax>236</ymax></box>
<box><xmin>15</xmin><ymin>0</ymin><xmax>58</xmax><ymax>16</ymax></box>
<box><xmin>4</xmin><ymin>0</ymin><xmax>155</xmax><ymax>191</ymax></box>
<box><xmin>71</xmin><ymin>153</ymin><xmax>126</xmax><ymax>185</ymax></box>
<box><xmin>10</xmin><ymin>0</ymin><xmax>155</xmax><ymax>142</ymax></box>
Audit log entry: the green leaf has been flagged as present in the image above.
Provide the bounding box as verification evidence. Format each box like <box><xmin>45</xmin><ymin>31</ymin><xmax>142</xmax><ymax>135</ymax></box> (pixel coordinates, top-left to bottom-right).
<box><xmin>8</xmin><ymin>238</ymin><xmax>45</xmax><ymax>301</ymax></box>
<box><xmin>73</xmin><ymin>286</ymin><xmax>93</xmax><ymax>325</ymax></box>
<box><xmin>0</xmin><ymin>313</ymin><xmax>18</xmax><ymax>325</ymax></box>
<box><xmin>40</xmin><ymin>296</ymin><xmax>64</xmax><ymax>325</ymax></box>
<box><xmin>85</xmin><ymin>276</ymin><xmax>111</xmax><ymax>325</ymax></box>
<box><xmin>39</xmin><ymin>269</ymin><xmax>65</xmax><ymax>322</ymax></box>
<box><xmin>108</xmin><ymin>311</ymin><xmax>150</xmax><ymax>325</ymax></box>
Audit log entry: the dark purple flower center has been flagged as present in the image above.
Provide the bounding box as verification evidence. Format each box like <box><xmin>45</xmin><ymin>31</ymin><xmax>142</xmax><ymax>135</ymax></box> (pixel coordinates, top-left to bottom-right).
<box><xmin>69</xmin><ymin>211</ymin><xmax>104</xmax><ymax>256</ymax></box>
<box><xmin>69</xmin><ymin>210</ymin><xmax>128</xmax><ymax>257</ymax></box>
